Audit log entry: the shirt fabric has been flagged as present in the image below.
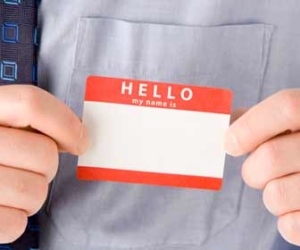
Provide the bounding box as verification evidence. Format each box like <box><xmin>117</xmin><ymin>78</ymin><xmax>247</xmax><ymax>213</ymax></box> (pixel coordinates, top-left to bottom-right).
<box><xmin>37</xmin><ymin>1</ymin><xmax>300</xmax><ymax>249</ymax></box>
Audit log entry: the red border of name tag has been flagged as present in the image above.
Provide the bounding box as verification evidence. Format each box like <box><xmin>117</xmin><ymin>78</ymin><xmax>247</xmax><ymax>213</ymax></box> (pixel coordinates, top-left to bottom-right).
<box><xmin>78</xmin><ymin>166</ymin><xmax>223</xmax><ymax>190</ymax></box>
<box><xmin>77</xmin><ymin>76</ymin><xmax>233</xmax><ymax>190</ymax></box>
<box><xmin>83</xmin><ymin>76</ymin><xmax>232</xmax><ymax>114</ymax></box>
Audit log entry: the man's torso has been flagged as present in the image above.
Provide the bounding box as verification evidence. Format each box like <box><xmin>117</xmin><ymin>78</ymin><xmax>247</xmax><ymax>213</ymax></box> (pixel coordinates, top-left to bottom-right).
<box><xmin>38</xmin><ymin>1</ymin><xmax>300</xmax><ymax>249</ymax></box>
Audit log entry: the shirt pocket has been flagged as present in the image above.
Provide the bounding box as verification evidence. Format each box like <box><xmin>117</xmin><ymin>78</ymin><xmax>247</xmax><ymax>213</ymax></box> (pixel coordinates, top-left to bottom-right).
<box><xmin>45</xmin><ymin>17</ymin><xmax>273</xmax><ymax>249</ymax></box>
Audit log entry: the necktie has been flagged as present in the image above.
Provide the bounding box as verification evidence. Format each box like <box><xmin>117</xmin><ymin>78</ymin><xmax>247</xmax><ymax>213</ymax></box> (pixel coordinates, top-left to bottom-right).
<box><xmin>0</xmin><ymin>0</ymin><xmax>39</xmax><ymax>249</ymax></box>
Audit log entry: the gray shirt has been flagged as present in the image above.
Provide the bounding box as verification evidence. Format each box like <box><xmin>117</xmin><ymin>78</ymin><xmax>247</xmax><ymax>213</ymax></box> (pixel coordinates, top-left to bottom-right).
<box><xmin>38</xmin><ymin>1</ymin><xmax>300</xmax><ymax>249</ymax></box>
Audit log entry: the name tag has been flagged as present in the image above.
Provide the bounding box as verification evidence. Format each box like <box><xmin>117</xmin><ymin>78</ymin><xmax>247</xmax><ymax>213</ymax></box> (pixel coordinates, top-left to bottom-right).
<box><xmin>77</xmin><ymin>76</ymin><xmax>233</xmax><ymax>190</ymax></box>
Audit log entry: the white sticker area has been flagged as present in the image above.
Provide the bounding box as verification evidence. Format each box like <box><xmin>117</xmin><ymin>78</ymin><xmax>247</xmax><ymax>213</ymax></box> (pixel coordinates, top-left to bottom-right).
<box><xmin>78</xmin><ymin>102</ymin><xmax>230</xmax><ymax>178</ymax></box>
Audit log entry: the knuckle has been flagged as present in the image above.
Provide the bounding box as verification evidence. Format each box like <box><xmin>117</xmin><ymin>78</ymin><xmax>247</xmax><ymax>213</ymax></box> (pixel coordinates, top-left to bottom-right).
<box><xmin>0</xmin><ymin>210</ymin><xmax>27</xmax><ymax>244</ymax></box>
<box><xmin>278</xmin><ymin>90</ymin><xmax>300</xmax><ymax>127</ymax></box>
<box><xmin>241</xmin><ymin>118</ymin><xmax>256</xmax><ymax>145</ymax></box>
<box><xmin>263</xmin><ymin>180</ymin><xmax>287</xmax><ymax>216</ymax></box>
<box><xmin>278</xmin><ymin>214</ymin><xmax>300</xmax><ymax>246</ymax></box>
<box><xmin>14</xmin><ymin>175</ymin><xmax>30</xmax><ymax>197</ymax></box>
<box><xmin>13</xmin><ymin>174</ymin><xmax>48</xmax><ymax>215</ymax></box>
<box><xmin>9</xmin><ymin>211</ymin><xmax>27</xmax><ymax>242</ymax></box>
<box><xmin>260</xmin><ymin>141</ymin><xmax>279</xmax><ymax>168</ymax></box>
<box><xmin>29</xmin><ymin>177</ymin><xmax>48</xmax><ymax>215</ymax></box>
<box><xmin>243</xmin><ymin>142</ymin><xmax>279</xmax><ymax>189</ymax></box>
<box><xmin>242</xmin><ymin>161</ymin><xmax>262</xmax><ymax>189</ymax></box>
<box><xmin>241</xmin><ymin>157</ymin><xmax>259</xmax><ymax>188</ymax></box>
<box><xmin>19</xmin><ymin>86</ymin><xmax>42</xmax><ymax>119</ymax></box>
<box><xmin>40</xmin><ymin>136</ymin><xmax>59</xmax><ymax>181</ymax></box>
<box><xmin>242</xmin><ymin>145</ymin><xmax>276</xmax><ymax>189</ymax></box>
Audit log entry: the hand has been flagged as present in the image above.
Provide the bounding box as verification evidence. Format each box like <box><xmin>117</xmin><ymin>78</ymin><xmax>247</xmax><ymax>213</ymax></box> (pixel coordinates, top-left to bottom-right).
<box><xmin>225</xmin><ymin>89</ymin><xmax>300</xmax><ymax>246</ymax></box>
<box><xmin>0</xmin><ymin>85</ymin><xmax>89</xmax><ymax>243</ymax></box>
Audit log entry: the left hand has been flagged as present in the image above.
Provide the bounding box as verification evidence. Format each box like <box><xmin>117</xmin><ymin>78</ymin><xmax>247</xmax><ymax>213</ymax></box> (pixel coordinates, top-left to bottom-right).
<box><xmin>224</xmin><ymin>89</ymin><xmax>300</xmax><ymax>246</ymax></box>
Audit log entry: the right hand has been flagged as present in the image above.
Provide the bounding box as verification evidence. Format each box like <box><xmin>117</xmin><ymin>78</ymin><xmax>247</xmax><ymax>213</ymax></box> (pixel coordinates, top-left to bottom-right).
<box><xmin>0</xmin><ymin>85</ymin><xmax>89</xmax><ymax>243</ymax></box>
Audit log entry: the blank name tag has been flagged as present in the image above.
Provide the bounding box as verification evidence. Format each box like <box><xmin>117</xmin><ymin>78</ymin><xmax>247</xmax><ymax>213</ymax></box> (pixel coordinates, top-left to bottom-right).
<box><xmin>77</xmin><ymin>76</ymin><xmax>233</xmax><ymax>190</ymax></box>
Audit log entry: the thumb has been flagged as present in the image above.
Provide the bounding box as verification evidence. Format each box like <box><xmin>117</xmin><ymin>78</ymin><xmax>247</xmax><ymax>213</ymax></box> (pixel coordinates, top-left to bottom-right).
<box><xmin>230</xmin><ymin>108</ymin><xmax>249</xmax><ymax>124</ymax></box>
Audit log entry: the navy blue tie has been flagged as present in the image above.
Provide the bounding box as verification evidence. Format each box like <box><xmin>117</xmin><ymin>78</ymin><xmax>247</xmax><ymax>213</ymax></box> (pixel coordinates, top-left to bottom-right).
<box><xmin>0</xmin><ymin>0</ymin><xmax>39</xmax><ymax>249</ymax></box>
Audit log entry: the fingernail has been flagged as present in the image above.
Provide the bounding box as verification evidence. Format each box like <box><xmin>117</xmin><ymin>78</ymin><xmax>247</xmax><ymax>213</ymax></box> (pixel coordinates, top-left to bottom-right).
<box><xmin>224</xmin><ymin>130</ymin><xmax>240</xmax><ymax>156</ymax></box>
<box><xmin>77</xmin><ymin>124</ymin><xmax>90</xmax><ymax>155</ymax></box>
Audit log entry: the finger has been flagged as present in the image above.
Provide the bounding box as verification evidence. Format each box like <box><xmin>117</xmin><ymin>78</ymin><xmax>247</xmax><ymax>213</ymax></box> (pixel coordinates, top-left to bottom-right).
<box><xmin>0</xmin><ymin>126</ymin><xmax>58</xmax><ymax>182</ymax></box>
<box><xmin>263</xmin><ymin>173</ymin><xmax>300</xmax><ymax>216</ymax></box>
<box><xmin>224</xmin><ymin>89</ymin><xmax>300</xmax><ymax>156</ymax></box>
<box><xmin>242</xmin><ymin>132</ymin><xmax>300</xmax><ymax>189</ymax></box>
<box><xmin>278</xmin><ymin>211</ymin><xmax>300</xmax><ymax>246</ymax></box>
<box><xmin>0</xmin><ymin>206</ymin><xmax>27</xmax><ymax>244</ymax></box>
<box><xmin>0</xmin><ymin>165</ymin><xmax>48</xmax><ymax>216</ymax></box>
<box><xmin>0</xmin><ymin>85</ymin><xmax>89</xmax><ymax>155</ymax></box>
